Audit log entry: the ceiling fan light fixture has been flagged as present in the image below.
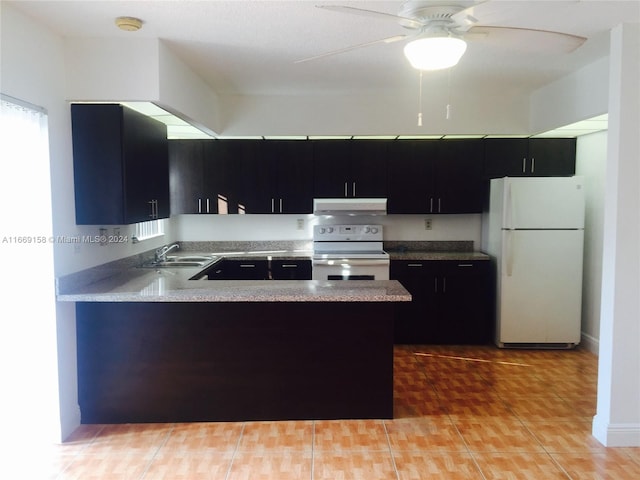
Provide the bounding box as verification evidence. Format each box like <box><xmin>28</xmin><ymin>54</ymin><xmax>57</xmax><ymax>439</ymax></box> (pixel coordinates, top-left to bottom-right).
<box><xmin>404</xmin><ymin>36</ymin><xmax>467</xmax><ymax>71</ymax></box>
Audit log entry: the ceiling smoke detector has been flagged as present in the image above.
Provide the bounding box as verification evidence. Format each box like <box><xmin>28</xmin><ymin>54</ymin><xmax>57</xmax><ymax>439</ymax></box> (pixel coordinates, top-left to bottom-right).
<box><xmin>115</xmin><ymin>16</ymin><xmax>143</xmax><ymax>32</ymax></box>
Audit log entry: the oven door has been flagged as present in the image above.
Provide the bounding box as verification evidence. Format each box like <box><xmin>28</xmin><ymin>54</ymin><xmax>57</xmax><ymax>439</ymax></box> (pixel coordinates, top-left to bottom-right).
<box><xmin>312</xmin><ymin>258</ymin><xmax>390</xmax><ymax>281</ymax></box>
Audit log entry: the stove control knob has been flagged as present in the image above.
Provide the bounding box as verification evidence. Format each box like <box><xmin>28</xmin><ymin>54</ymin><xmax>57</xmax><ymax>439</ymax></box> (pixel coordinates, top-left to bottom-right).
<box><xmin>326</xmin><ymin>227</ymin><xmax>334</xmax><ymax>233</ymax></box>
<box><xmin>364</xmin><ymin>226</ymin><xmax>371</xmax><ymax>233</ymax></box>
<box><xmin>319</xmin><ymin>227</ymin><xmax>326</xmax><ymax>234</ymax></box>
<box><xmin>371</xmin><ymin>227</ymin><xmax>379</xmax><ymax>234</ymax></box>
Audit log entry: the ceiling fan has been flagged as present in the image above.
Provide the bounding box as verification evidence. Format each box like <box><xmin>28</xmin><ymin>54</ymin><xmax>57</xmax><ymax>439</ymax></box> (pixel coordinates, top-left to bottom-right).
<box><xmin>296</xmin><ymin>1</ymin><xmax>588</xmax><ymax>70</ymax></box>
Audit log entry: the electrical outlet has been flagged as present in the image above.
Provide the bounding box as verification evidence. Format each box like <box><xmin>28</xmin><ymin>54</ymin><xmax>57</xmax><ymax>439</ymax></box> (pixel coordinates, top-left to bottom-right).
<box><xmin>296</xmin><ymin>218</ymin><xmax>305</xmax><ymax>230</ymax></box>
<box><xmin>424</xmin><ymin>218</ymin><xmax>433</xmax><ymax>230</ymax></box>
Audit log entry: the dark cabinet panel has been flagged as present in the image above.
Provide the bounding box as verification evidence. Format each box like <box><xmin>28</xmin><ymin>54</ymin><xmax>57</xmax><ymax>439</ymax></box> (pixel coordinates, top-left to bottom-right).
<box><xmin>484</xmin><ymin>138</ymin><xmax>576</xmax><ymax>178</ymax></box>
<box><xmin>388</xmin><ymin>139</ymin><xmax>484</xmax><ymax>214</ymax></box>
<box><xmin>169</xmin><ymin>140</ymin><xmax>205</xmax><ymax>214</ymax></box>
<box><xmin>71</xmin><ymin>104</ymin><xmax>169</xmax><ymax>225</ymax></box>
<box><xmin>204</xmin><ymin>140</ymin><xmax>241</xmax><ymax>214</ymax></box>
<box><xmin>528</xmin><ymin>138</ymin><xmax>577</xmax><ymax>176</ymax></box>
<box><xmin>263</xmin><ymin>140</ymin><xmax>314</xmax><ymax>214</ymax></box>
<box><xmin>391</xmin><ymin>260</ymin><xmax>491</xmax><ymax>344</ymax></box>
<box><xmin>271</xmin><ymin>259</ymin><xmax>312</xmax><ymax>280</ymax></box>
<box><xmin>313</xmin><ymin>140</ymin><xmax>388</xmax><ymax>198</ymax></box>
<box><xmin>387</xmin><ymin>140</ymin><xmax>437</xmax><ymax>214</ymax></box>
<box><xmin>436</xmin><ymin>140</ymin><xmax>485</xmax><ymax>214</ymax></box>
<box><xmin>204</xmin><ymin>259</ymin><xmax>269</xmax><ymax>280</ymax></box>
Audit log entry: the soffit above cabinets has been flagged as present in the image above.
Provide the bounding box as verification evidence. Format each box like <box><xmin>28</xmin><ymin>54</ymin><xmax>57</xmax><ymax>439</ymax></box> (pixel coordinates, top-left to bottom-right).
<box><xmin>105</xmin><ymin>102</ymin><xmax>609</xmax><ymax>140</ymax></box>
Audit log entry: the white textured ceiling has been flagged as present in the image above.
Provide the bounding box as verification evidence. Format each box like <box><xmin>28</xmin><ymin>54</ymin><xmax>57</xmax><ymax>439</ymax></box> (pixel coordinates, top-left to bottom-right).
<box><xmin>8</xmin><ymin>0</ymin><xmax>640</xmax><ymax>98</ymax></box>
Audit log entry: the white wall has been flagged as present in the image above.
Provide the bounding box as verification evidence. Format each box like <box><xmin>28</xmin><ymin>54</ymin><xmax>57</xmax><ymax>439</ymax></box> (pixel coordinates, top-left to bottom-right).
<box><xmin>530</xmin><ymin>56</ymin><xmax>609</xmax><ymax>133</ymax></box>
<box><xmin>219</xmin><ymin>88</ymin><xmax>529</xmax><ymax>136</ymax></box>
<box><xmin>175</xmin><ymin>213</ymin><xmax>482</xmax><ymax>247</ymax></box>
<box><xmin>575</xmin><ymin>131</ymin><xmax>607</xmax><ymax>353</ymax></box>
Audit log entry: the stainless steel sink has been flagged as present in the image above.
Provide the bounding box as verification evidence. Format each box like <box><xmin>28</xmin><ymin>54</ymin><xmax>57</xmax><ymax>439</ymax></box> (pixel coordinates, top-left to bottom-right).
<box><xmin>141</xmin><ymin>255</ymin><xmax>218</xmax><ymax>268</ymax></box>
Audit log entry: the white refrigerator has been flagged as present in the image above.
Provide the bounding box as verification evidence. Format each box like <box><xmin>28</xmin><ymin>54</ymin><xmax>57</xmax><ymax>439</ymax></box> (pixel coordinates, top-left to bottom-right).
<box><xmin>482</xmin><ymin>177</ymin><xmax>585</xmax><ymax>348</ymax></box>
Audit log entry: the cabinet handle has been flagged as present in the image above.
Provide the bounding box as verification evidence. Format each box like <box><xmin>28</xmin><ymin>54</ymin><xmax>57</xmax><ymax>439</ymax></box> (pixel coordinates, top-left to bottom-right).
<box><xmin>206</xmin><ymin>198</ymin><xmax>210</xmax><ymax>213</ymax></box>
<box><xmin>457</xmin><ymin>263</ymin><xmax>474</xmax><ymax>267</ymax></box>
<box><xmin>148</xmin><ymin>199</ymin><xmax>158</xmax><ymax>219</ymax></box>
<box><xmin>522</xmin><ymin>157</ymin><xmax>527</xmax><ymax>173</ymax></box>
<box><xmin>442</xmin><ymin>277</ymin><xmax>446</xmax><ymax>293</ymax></box>
<box><xmin>353</xmin><ymin>182</ymin><xmax>356</xmax><ymax>197</ymax></box>
<box><xmin>344</xmin><ymin>182</ymin><xmax>348</xmax><ymax>197</ymax></box>
<box><xmin>271</xmin><ymin>198</ymin><xmax>275</xmax><ymax>213</ymax></box>
<box><xmin>198</xmin><ymin>198</ymin><xmax>202</xmax><ymax>214</ymax></box>
<box><xmin>407</xmin><ymin>263</ymin><xmax>423</xmax><ymax>267</ymax></box>
<box><xmin>438</xmin><ymin>198</ymin><xmax>442</xmax><ymax>213</ymax></box>
<box><xmin>434</xmin><ymin>277</ymin><xmax>438</xmax><ymax>293</ymax></box>
<box><xmin>281</xmin><ymin>264</ymin><xmax>298</xmax><ymax>268</ymax></box>
<box><xmin>430</xmin><ymin>197</ymin><xmax>434</xmax><ymax>213</ymax></box>
<box><xmin>531</xmin><ymin>157</ymin><xmax>535</xmax><ymax>173</ymax></box>
<box><xmin>279</xmin><ymin>198</ymin><xmax>283</xmax><ymax>213</ymax></box>
<box><xmin>240</xmin><ymin>264</ymin><xmax>256</xmax><ymax>268</ymax></box>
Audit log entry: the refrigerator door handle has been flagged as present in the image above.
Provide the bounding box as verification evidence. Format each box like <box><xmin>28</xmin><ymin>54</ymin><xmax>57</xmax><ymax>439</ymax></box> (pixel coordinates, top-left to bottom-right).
<box><xmin>505</xmin><ymin>230</ymin><xmax>514</xmax><ymax>277</ymax></box>
<box><xmin>505</xmin><ymin>181</ymin><xmax>513</xmax><ymax>229</ymax></box>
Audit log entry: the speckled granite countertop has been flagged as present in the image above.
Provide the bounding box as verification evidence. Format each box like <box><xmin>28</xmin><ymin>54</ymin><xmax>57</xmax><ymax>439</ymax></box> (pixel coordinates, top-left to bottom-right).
<box><xmin>57</xmin><ymin>251</ymin><xmax>410</xmax><ymax>303</ymax></box>
<box><xmin>57</xmin><ymin>269</ymin><xmax>410</xmax><ymax>303</ymax></box>
<box><xmin>56</xmin><ymin>240</ymin><xmax>492</xmax><ymax>303</ymax></box>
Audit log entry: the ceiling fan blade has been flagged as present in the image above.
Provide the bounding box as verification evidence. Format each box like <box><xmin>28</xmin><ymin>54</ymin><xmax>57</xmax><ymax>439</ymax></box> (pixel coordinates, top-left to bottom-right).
<box><xmin>294</xmin><ymin>34</ymin><xmax>408</xmax><ymax>64</ymax></box>
<box><xmin>467</xmin><ymin>26</ymin><xmax>587</xmax><ymax>53</ymax></box>
<box><xmin>317</xmin><ymin>5</ymin><xmax>425</xmax><ymax>29</ymax></box>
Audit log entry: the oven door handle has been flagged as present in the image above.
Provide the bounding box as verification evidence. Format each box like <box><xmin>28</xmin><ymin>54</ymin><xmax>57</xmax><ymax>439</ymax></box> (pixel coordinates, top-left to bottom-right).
<box><xmin>312</xmin><ymin>259</ymin><xmax>390</xmax><ymax>267</ymax></box>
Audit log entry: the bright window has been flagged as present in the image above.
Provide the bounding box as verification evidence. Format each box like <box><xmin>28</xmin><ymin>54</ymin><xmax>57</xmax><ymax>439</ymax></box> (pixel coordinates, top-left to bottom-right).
<box><xmin>133</xmin><ymin>218</ymin><xmax>165</xmax><ymax>242</ymax></box>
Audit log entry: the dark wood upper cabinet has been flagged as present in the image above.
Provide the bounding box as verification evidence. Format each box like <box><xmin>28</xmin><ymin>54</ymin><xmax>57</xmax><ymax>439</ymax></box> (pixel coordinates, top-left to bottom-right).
<box><xmin>71</xmin><ymin>103</ymin><xmax>169</xmax><ymax>225</ymax></box>
<box><xmin>387</xmin><ymin>140</ymin><xmax>437</xmax><ymax>214</ymax></box>
<box><xmin>436</xmin><ymin>139</ymin><xmax>485</xmax><ymax>214</ymax></box>
<box><xmin>262</xmin><ymin>140</ymin><xmax>314</xmax><ymax>214</ymax></box>
<box><xmin>387</xmin><ymin>139</ymin><xmax>484</xmax><ymax>214</ymax></box>
<box><xmin>313</xmin><ymin>140</ymin><xmax>389</xmax><ymax>198</ymax></box>
<box><xmin>169</xmin><ymin>140</ymin><xmax>206</xmax><ymax>214</ymax></box>
<box><xmin>484</xmin><ymin>138</ymin><xmax>576</xmax><ymax>178</ymax></box>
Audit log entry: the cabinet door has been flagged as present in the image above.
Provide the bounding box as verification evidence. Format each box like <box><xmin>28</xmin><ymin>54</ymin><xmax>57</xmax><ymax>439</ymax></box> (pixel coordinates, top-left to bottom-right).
<box><xmin>271</xmin><ymin>260</ymin><xmax>312</xmax><ymax>279</ymax></box>
<box><xmin>266</xmin><ymin>141</ymin><xmax>314</xmax><ymax>214</ymax></box>
<box><xmin>350</xmin><ymin>140</ymin><xmax>389</xmax><ymax>198</ymax></box>
<box><xmin>230</xmin><ymin>141</ymin><xmax>271</xmax><ymax>214</ymax></box>
<box><xmin>388</xmin><ymin>140</ymin><xmax>437</xmax><ymax>214</ymax></box>
<box><xmin>484</xmin><ymin>138</ymin><xmax>529</xmax><ymax>178</ymax></box>
<box><xmin>204</xmin><ymin>141</ymin><xmax>241</xmax><ymax>214</ymax></box>
<box><xmin>437</xmin><ymin>261</ymin><xmax>491</xmax><ymax>344</ymax></box>
<box><xmin>169</xmin><ymin>140</ymin><xmax>205</xmax><ymax>214</ymax></box>
<box><xmin>71</xmin><ymin>104</ymin><xmax>169</xmax><ymax>225</ymax></box>
<box><xmin>313</xmin><ymin>140</ymin><xmax>351</xmax><ymax>197</ymax></box>
<box><xmin>122</xmin><ymin>107</ymin><xmax>169</xmax><ymax>223</ymax></box>
<box><xmin>528</xmin><ymin>138</ymin><xmax>576</xmax><ymax>176</ymax></box>
<box><xmin>390</xmin><ymin>261</ymin><xmax>438</xmax><ymax>344</ymax></box>
<box><xmin>435</xmin><ymin>140</ymin><xmax>485</xmax><ymax>214</ymax></box>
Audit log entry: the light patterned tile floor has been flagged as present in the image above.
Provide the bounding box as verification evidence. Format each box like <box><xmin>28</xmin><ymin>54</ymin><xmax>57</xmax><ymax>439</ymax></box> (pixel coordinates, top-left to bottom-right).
<box><xmin>16</xmin><ymin>345</ymin><xmax>640</xmax><ymax>479</ymax></box>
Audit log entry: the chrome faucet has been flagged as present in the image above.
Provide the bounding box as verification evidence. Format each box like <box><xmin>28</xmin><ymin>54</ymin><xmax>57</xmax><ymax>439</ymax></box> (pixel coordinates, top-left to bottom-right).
<box><xmin>155</xmin><ymin>243</ymin><xmax>180</xmax><ymax>263</ymax></box>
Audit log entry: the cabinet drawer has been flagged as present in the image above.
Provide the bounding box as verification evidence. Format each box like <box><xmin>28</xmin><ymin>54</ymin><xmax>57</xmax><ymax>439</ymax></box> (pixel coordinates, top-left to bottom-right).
<box><xmin>224</xmin><ymin>260</ymin><xmax>269</xmax><ymax>280</ymax></box>
<box><xmin>271</xmin><ymin>260</ymin><xmax>312</xmax><ymax>280</ymax></box>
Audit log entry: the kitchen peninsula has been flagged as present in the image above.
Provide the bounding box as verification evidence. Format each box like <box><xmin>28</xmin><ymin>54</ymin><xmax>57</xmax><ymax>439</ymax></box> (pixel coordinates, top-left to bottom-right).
<box><xmin>58</xmin><ymin>261</ymin><xmax>410</xmax><ymax>424</ymax></box>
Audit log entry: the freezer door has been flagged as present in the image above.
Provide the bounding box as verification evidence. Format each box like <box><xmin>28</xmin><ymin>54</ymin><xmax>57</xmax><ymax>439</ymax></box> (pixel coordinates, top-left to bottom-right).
<box><xmin>497</xmin><ymin>229</ymin><xmax>583</xmax><ymax>344</ymax></box>
<box><xmin>502</xmin><ymin>177</ymin><xmax>585</xmax><ymax>229</ymax></box>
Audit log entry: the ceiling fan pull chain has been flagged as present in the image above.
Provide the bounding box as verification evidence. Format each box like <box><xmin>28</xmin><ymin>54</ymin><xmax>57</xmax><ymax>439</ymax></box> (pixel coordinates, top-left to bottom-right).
<box><xmin>446</xmin><ymin>68</ymin><xmax>452</xmax><ymax>120</ymax></box>
<box><xmin>417</xmin><ymin>70</ymin><xmax>424</xmax><ymax>127</ymax></box>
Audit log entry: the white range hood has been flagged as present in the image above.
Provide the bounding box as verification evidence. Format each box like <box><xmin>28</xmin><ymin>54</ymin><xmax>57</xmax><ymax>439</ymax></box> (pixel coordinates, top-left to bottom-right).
<box><xmin>313</xmin><ymin>198</ymin><xmax>387</xmax><ymax>216</ymax></box>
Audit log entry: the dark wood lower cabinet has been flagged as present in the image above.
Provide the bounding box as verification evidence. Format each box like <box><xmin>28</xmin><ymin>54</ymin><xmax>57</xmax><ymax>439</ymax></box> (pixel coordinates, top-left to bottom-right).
<box><xmin>76</xmin><ymin>301</ymin><xmax>394</xmax><ymax>423</ymax></box>
<box><xmin>391</xmin><ymin>260</ymin><xmax>492</xmax><ymax>345</ymax></box>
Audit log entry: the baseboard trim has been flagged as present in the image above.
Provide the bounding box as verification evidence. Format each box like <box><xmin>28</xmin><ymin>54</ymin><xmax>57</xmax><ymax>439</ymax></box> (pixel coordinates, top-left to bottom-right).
<box><xmin>592</xmin><ymin>415</ymin><xmax>640</xmax><ymax>446</ymax></box>
<box><xmin>580</xmin><ymin>332</ymin><xmax>599</xmax><ymax>355</ymax></box>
